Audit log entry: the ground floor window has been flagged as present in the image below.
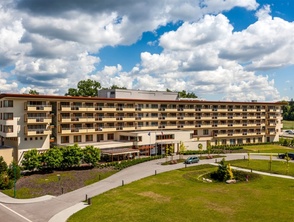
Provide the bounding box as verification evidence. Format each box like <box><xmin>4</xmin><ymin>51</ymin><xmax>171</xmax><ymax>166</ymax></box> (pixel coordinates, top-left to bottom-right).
<box><xmin>230</xmin><ymin>139</ymin><xmax>235</xmax><ymax>145</ymax></box>
<box><xmin>86</xmin><ymin>135</ymin><xmax>93</xmax><ymax>142</ymax></box>
<box><xmin>74</xmin><ymin>135</ymin><xmax>82</xmax><ymax>143</ymax></box>
<box><xmin>61</xmin><ymin>136</ymin><xmax>69</xmax><ymax>143</ymax></box>
<box><xmin>246</xmin><ymin>138</ymin><xmax>250</xmax><ymax>143</ymax></box>
<box><xmin>237</xmin><ymin>139</ymin><xmax>243</xmax><ymax>144</ymax></box>
<box><xmin>221</xmin><ymin>139</ymin><xmax>226</xmax><ymax>145</ymax></box>
<box><xmin>97</xmin><ymin>134</ymin><xmax>103</xmax><ymax>141</ymax></box>
<box><xmin>107</xmin><ymin>134</ymin><xmax>114</xmax><ymax>140</ymax></box>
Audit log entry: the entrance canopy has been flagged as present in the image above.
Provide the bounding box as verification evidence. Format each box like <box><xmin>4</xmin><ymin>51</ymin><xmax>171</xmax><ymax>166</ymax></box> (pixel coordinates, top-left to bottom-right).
<box><xmin>101</xmin><ymin>148</ymin><xmax>140</xmax><ymax>162</ymax></box>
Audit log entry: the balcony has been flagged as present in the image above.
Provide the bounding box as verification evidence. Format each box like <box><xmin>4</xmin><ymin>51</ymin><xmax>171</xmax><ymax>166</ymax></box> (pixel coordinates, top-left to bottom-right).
<box><xmin>201</xmin><ymin>116</ymin><xmax>211</xmax><ymax>120</ymax></box>
<box><xmin>97</xmin><ymin>106</ymin><xmax>116</xmax><ymax>112</ymax></box>
<box><xmin>25</xmin><ymin>128</ymin><xmax>51</xmax><ymax>136</ymax></box>
<box><xmin>98</xmin><ymin>117</ymin><xmax>116</xmax><ymax>122</ymax></box>
<box><xmin>182</xmin><ymin>125</ymin><xmax>195</xmax><ymax>129</ymax></box>
<box><xmin>26</xmin><ymin>117</ymin><xmax>51</xmax><ymax>124</ymax></box>
<box><xmin>140</xmin><ymin>117</ymin><xmax>158</xmax><ymax>121</ymax></box>
<box><xmin>27</xmin><ymin>105</ymin><xmax>52</xmax><ymax>112</ymax></box>
<box><xmin>163</xmin><ymin>116</ymin><xmax>177</xmax><ymax>121</ymax></box>
<box><xmin>136</xmin><ymin>125</ymin><xmax>158</xmax><ymax>130</ymax></box>
<box><xmin>183</xmin><ymin>116</ymin><xmax>195</xmax><ymax>120</ymax></box>
<box><xmin>122</xmin><ymin>117</ymin><xmax>136</xmax><ymax>121</ymax></box>
<box><xmin>122</xmin><ymin>126</ymin><xmax>136</xmax><ymax>131</ymax></box>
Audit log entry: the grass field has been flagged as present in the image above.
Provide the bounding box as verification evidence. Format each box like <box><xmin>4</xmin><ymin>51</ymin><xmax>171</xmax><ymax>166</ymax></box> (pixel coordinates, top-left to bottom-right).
<box><xmin>282</xmin><ymin>120</ymin><xmax>294</xmax><ymax>129</ymax></box>
<box><xmin>229</xmin><ymin>159</ymin><xmax>294</xmax><ymax>176</ymax></box>
<box><xmin>68</xmin><ymin>164</ymin><xmax>294</xmax><ymax>222</ymax></box>
<box><xmin>244</xmin><ymin>144</ymin><xmax>293</xmax><ymax>153</ymax></box>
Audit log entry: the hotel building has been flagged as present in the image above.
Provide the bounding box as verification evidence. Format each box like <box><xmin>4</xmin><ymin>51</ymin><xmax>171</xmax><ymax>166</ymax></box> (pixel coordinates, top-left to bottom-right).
<box><xmin>0</xmin><ymin>89</ymin><xmax>284</xmax><ymax>163</ymax></box>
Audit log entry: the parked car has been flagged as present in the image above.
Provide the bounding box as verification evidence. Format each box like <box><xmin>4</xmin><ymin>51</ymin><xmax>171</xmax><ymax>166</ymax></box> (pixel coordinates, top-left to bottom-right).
<box><xmin>184</xmin><ymin>156</ymin><xmax>200</xmax><ymax>164</ymax></box>
<box><xmin>278</xmin><ymin>153</ymin><xmax>294</xmax><ymax>160</ymax></box>
<box><xmin>285</xmin><ymin>130</ymin><xmax>294</xmax><ymax>134</ymax></box>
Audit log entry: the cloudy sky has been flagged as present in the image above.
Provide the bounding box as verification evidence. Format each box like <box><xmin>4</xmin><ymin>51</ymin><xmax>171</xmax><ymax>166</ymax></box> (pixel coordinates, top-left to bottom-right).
<box><xmin>0</xmin><ymin>0</ymin><xmax>293</xmax><ymax>101</ymax></box>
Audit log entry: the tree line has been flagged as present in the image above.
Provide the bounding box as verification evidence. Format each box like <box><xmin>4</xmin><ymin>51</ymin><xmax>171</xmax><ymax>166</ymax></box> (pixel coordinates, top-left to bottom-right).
<box><xmin>22</xmin><ymin>144</ymin><xmax>101</xmax><ymax>171</ymax></box>
<box><xmin>282</xmin><ymin>100</ymin><xmax>294</xmax><ymax>120</ymax></box>
<box><xmin>29</xmin><ymin>79</ymin><xmax>198</xmax><ymax>98</ymax></box>
<box><xmin>0</xmin><ymin>144</ymin><xmax>100</xmax><ymax>189</ymax></box>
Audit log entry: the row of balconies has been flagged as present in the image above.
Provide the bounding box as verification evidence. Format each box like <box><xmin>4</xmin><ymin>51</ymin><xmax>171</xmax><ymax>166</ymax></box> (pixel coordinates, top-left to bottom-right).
<box><xmin>59</xmin><ymin>105</ymin><xmax>270</xmax><ymax>113</ymax></box>
<box><xmin>58</xmin><ymin>115</ymin><xmax>269</xmax><ymax>123</ymax></box>
<box><xmin>213</xmin><ymin>131</ymin><xmax>265</xmax><ymax>137</ymax></box>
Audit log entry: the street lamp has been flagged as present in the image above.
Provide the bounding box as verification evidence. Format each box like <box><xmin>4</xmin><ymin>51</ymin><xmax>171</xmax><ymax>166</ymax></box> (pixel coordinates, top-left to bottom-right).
<box><xmin>13</xmin><ymin>163</ymin><xmax>16</xmax><ymax>198</ymax></box>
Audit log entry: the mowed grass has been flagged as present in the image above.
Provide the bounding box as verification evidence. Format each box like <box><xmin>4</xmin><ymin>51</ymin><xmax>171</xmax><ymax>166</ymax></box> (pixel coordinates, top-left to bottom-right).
<box><xmin>282</xmin><ymin>120</ymin><xmax>294</xmax><ymax>129</ymax></box>
<box><xmin>244</xmin><ymin>144</ymin><xmax>293</xmax><ymax>153</ymax></box>
<box><xmin>68</xmin><ymin>164</ymin><xmax>294</xmax><ymax>222</ymax></box>
<box><xmin>229</xmin><ymin>159</ymin><xmax>294</xmax><ymax>176</ymax></box>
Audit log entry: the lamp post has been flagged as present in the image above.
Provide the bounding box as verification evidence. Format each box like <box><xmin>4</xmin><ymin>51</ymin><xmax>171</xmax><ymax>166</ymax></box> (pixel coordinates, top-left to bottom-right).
<box><xmin>13</xmin><ymin>163</ymin><xmax>16</xmax><ymax>198</ymax></box>
<box><xmin>57</xmin><ymin>174</ymin><xmax>61</xmax><ymax>194</ymax></box>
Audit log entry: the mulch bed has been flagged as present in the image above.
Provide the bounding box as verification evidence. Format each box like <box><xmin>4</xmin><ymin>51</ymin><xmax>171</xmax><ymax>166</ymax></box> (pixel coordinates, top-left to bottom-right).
<box><xmin>16</xmin><ymin>167</ymin><xmax>116</xmax><ymax>197</ymax></box>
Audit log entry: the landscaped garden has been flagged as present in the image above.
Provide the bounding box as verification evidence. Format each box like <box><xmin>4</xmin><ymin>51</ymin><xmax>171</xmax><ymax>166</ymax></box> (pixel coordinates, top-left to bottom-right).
<box><xmin>68</xmin><ymin>162</ymin><xmax>294</xmax><ymax>222</ymax></box>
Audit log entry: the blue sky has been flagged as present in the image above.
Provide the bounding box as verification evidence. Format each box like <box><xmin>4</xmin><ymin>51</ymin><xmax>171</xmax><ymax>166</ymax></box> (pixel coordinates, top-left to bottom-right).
<box><xmin>0</xmin><ymin>0</ymin><xmax>293</xmax><ymax>101</ymax></box>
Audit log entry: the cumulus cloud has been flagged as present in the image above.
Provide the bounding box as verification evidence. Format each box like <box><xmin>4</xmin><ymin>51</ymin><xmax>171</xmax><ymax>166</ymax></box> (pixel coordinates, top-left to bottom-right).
<box><xmin>0</xmin><ymin>0</ymin><xmax>292</xmax><ymax>101</ymax></box>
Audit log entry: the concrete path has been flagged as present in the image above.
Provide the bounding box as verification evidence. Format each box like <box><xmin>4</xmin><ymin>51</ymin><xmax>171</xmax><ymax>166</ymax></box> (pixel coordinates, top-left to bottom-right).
<box><xmin>0</xmin><ymin>153</ymin><xmax>293</xmax><ymax>222</ymax></box>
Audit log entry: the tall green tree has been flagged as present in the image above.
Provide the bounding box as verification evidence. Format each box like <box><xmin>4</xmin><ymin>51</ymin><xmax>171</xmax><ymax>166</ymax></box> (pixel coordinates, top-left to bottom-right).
<box><xmin>7</xmin><ymin>161</ymin><xmax>21</xmax><ymax>180</ymax></box>
<box><xmin>65</xmin><ymin>79</ymin><xmax>101</xmax><ymax>97</ymax></box>
<box><xmin>21</xmin><ymin>149</ymin><xmax>41</xmax><ymax>171</ymax></box>
<box><xmin>0</xmin><ymin>156</ymin><xmax>8</xmax><ymax>173</ymax></box>
<box><xmin>61</xmin><ymin>144</ymin><xmax>83</xmax><ymax>168</ymax></box>
<box><xmin>82</xmin><ymin>146</ymin><xmax>101</xmax><ymax>167</ymax></box>
<box><xmin>42</xmin><ymin>147</ymin><xmax>63</xmax><ymax>170</ymax></box>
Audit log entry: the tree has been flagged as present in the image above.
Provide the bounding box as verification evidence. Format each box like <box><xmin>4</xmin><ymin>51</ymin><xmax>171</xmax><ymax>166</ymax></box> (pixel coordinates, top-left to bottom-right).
<box><xmin>166</xmin><ymin>89</ymin><xmax>198</xmax><ymax>98</ymax></box>
<box><xmin>82</xmin><ymin>146</ymin><xmax>101</xmax><ymax>167</ymax></box>
<box><xmin>42</xmin><ymin>147</ymin><xmax>63</xmax><ymax>170</ymax></box>
<box><xmin>65</xmin><ymin>79</ymin><xmax>101</xmax><ymax>97</ymax></box>
<box><xmin>0</xmin><ymin>156</ymin><xmax>8</xmax><ymax>173</ymax></box>
<box><xmin>21</xmin><ymin>149</ymin><xmax>41</xmax><ymax>171</ymax></box>
<box><xmin>7</xmin><ymin>161</ymin><xmax>21</xmax><ymax>180</ymax></box>
<box><xmin>61</xmin><ymin>144</ymin><xmax>83</xmax><ymax>168</ymax></box>
<box><xmin>211</xmin><ymin>158</ymin><xmax>234</xmax><ymax>182</ymax></box>
<box><xmin>28</xmin><ymin>89</ymin><xmax>39</xmax><ymax>95</ymax></box>
<box><xmin>178</xmin><ymin>141</ymin><xmax>186</xmax><ymax>159</ymax></box>
<box><xmin>178</xmin><ymin>90</ymin><xmax>197</xmax><ymax>98</ymax></box>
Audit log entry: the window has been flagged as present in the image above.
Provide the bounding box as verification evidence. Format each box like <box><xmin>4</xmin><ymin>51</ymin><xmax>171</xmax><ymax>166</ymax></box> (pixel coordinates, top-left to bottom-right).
<box><xmin>61</xmin><ymin>136</ymin><xmax>69</xmax><ymax>143</ymax></box>
<box><xmin>107</xmin><ymin>134</ymin><xmax>114</xmax><ymax>140</ymax></box>
<box><xmin>203</xmin><ymin>129</ymin><xmax>209</xmax><ymax>135</ymax></box>
<box><xmin>97</xmin><ymin>134</ymin><xmax>103</xmax><ymax>141</ymax></box>
<box><xmin>86</xmin><ymin>135</ymin><xmax>93</xmax><ymax>142</ymax></box>
<box><xmin>3</xmin><ymin>113</ymin><xmax>13</xmax><ymax>120</ymax></box>
<box><xmin>4</xmin><ymin>125</ymin><xmax>13</xmax><ymax>133</ymax></box>
<box><xmin>4</xmin><ymin>100</ymin><xmax>13</xmax><ymax>107</ymax></box>
<box><xmin>74</xmin><ymin>135</ymin><xmax>82</xmax><ymax>143</ymax></box>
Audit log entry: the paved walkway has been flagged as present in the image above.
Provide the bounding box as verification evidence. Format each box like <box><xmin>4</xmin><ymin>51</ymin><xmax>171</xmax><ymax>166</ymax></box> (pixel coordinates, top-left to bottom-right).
<box><xmin>0</xmin><ymin>153</ymin><xmax>293</xmax><ymax>222</ymax></box>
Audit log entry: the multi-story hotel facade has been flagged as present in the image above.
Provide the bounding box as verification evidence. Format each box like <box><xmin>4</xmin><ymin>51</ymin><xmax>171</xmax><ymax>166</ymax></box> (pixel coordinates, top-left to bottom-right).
<box><xmin>0</xmin><ymin>89</ymin><xmax>284</xmax><ymax>163</ymax></box>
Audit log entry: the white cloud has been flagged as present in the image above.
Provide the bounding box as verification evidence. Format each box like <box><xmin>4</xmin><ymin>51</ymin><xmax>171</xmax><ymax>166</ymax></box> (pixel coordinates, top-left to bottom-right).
<box><xmin>1</xmin><ymin>0</ymin><xmax>291</xmax><ymax>101</ymax></box>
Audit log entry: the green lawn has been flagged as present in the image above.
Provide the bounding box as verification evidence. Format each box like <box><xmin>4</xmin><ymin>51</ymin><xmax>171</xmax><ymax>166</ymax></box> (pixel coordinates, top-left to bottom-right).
<box><xmin>229</xmin><ymin>159</ymin><xmax>294</xmax><ymax>176</ymax></box>
<box><xmin>68</xmin><ymin>164</ymin><xmax>294</xmax><ymax>222</ymax></box>
<box><xmin>282</xmin><ymin>120</ymin><xmax>294</xmax><ymax>129</ymax></box>
<box><xmin>244</xmin><ymin>144</ymin><xmax>293</xmax><ymax>153</ymax></box>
